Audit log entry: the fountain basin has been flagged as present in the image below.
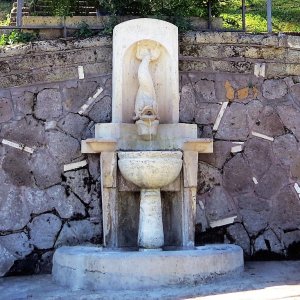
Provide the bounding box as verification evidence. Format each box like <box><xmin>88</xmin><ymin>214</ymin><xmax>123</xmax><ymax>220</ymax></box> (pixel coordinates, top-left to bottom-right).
<box><xmin>52</xmin><ymin>244</ymin><xmax>244</xmax><ymax>291</ymax></box>
<box><xmin>118</xmin><ymin>151</ymin><xmax>182</xmax><ymax>189</ymax></box>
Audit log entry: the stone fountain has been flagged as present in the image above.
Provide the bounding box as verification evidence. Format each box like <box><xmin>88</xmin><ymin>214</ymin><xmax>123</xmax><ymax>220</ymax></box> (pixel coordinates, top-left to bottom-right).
<box><xmin>52</xmin><ymin>18</ymin><xmax>243</xmax><ymax>290</ymax></box>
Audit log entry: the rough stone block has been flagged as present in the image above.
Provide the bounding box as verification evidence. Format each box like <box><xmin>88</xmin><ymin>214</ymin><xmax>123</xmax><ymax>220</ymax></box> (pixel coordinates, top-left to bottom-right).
<box><xmin>35</xmin><ymin>89</ymin><xmax>63</xmax><ymax>120</ymax></box>
<box><xmin>262</xmin><ymin>79</ymin><xmax>288</xmax><ymax>100</ymax></box>
<box><xmin>195</xmin><ymin>103</ymin><xmax>220</xmax><ymax>125</ymax></box>
<box><xmin>194</xmin><ymin>79</ymin><xmax>216</xmax><ymax>102</ymax></box>
<box><xmin>0</xmin><ymin>97</ymin><xmax>13</xmax><ymax>123</ymax></box>
<box><xmin>28</xmin><ymin>213</ymin><xmax>62</xmax><ymax>250</ymax></box>
<box><xmin>226</xmin><ymin>223</ymin><xmax>250</xmax><ymax>256</ymax></box>
<box><xmin>179</xmin><ymin>83</ymin><xmax>196</xmax><ymax>123</ymax></box>
<box><xmin>277</xmin><ymin>105</ymin><xmax>300</xmax><ymax>141</ymax></box>
<box><xmin>87</xmin><ymin>95</ymin><xmax>112</xmax><ymax>123</ymax></box>
<box><xmin>197</xmin><ymin>162</ymin><xmax>222</xmax><ymax>194</ymax></box>
<box><xmin>0</xmin><ymin>245</ymin><xmax>15</xmax><ymax>277</ymax></box>
<box><xmin>55</xmin><ymin>220</ymin><xmax>100</xmax><ymax>248</ymax></box>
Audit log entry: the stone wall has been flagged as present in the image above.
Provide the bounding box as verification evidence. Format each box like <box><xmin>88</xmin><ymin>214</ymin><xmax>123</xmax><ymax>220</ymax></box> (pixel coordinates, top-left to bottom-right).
<box><xmin>0</xmin><ymin>32</ymin><xmax>300</xmax><ymax>276</ymax></box>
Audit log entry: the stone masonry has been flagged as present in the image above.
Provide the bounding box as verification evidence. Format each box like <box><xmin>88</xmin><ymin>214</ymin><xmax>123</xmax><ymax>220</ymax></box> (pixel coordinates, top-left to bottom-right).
<box><xmin>1</xmin><ymin>32</ymin><xmax>300</xmax><ymax>276</ymax></box>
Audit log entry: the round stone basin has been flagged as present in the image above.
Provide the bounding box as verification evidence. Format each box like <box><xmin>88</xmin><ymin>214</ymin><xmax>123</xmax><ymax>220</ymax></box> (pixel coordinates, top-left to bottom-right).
<box><xmin>118</xmin><ymin>151</ymin><xmax>182</xmax><ymax>189</ymax></box>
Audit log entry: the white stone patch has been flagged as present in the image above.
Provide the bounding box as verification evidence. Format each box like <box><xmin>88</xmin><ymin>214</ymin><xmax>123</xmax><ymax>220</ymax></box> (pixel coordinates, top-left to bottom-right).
<box><xmin>254</xmin><ymin>63</ymin><xmax>266</xmax><ymax>77</ymax></box>
<box><xmin>64</xmin><ymin>160</ymin><xmax>88</xmax><ymax>172</ymax></box>
<box><xmin>78</xmin><ymin>88</ymin><xmax>104</xmax><ymax>115</ymax></box>
<box><xmin>213</xmin><ymin>102</ymin><xmax>228</xmax><ymax>132</ymax></box>
<box><xmin>1</xmin><ymin>139</ymin><xmax>34</xmax><ymax>154</ymax></box>
<box><xmin>210</xmin><ymin>216</ymin><xmax>237</xmax><ymax>228</ymax></box>
<box><xmin>252</xmin><ymin>131</ymin><xmax>274</xmax><ymax>142</ymax></box>
<box><xmin>231</xmin><ymin>144</ymin><xmax>243</xmax><ymax>153</ymax></box>
<box><xmin>294</xmin><ymin>183</ymin><xmax>300</xmax><ymax>196</ymax></box>
<box><xmin>198</xmin><ymin>200</ymin><xmax>205</xmax><ymax>210</ymax></box>
<box><xmin>253</xmin><ymin>177</ymin><xmax>258</xmax><ymax>185</ymax></box>
<box><xmin>78</xmin><ymin>66</ymin><xmax>85</xmax><ymax>79</ymax></box>
<box><xmin>232</xmin><ymin>142</ymin><xmax>244</xmax><ymax>145</ymax></box>
<box><xmin>45</xmin><ymin>120</ymin><xmax>57</xmax><ymax>131</ymax></box>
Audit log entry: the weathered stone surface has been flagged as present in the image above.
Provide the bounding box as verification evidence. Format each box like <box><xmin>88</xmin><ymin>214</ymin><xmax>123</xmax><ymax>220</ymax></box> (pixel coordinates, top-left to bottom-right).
<box><xmin>35</xmin><ymin>89</ymin><xmax>63</xmax><ymax>120</ymax></box>
<box><xmin>55</xmin><ymin>220</ymin><xmax>100</xmax><ymax>247</ymax></box>
<box><xmin>198</xmin><ymin>141</ymin><xmax>232</xmax><ymax>169</ymax></box>
<box><xmin>254</xmin><ymin>164</ymin><xmax>289</xmax><ymax>199</ymax></box>
<box><xmin>13</xmin><ymin>91</ymin><xmax>34</xmax><ymax>116</ymax></box>
<box><xmin>39</xmin><ymin>251</ymin><xmax>54</xmax><ymax>274</ymax></box>
<box><xmin>252</xmin><ymin>106</ymin><xmax>285</xmax><ymax>137</ymax></box>
<box><xmin>65</xmin><ymin>169</ymin><xmax>99</xmax><ymax>204</ymax></box>
<box><xmin>2</xmin><ymin>148</ymin><xmax>34</xmax><ymax>187</ymax></box>
<box><xmin>195</xmin><ymin>196</ymin><xmax>209</xmax><ymax>231</ymax></box>
<box><xmin>63</xmin><ymin>81</ymin><xmax>98</xmax><ymax>113</ymax></box>
<box><xmin>273</xmin><ymin>134</ymin><xmax>298</xmax><ymax>168</ymax></box>
<box><xmin>46</xmin><ymin>185</ymin><xmax>86</xmax><ymax>219</ymax></box>
<box><xmin>0</xmin><ymin>245</ymin><xmax>15</xmax><ymax>277</ymax></box>
<box><xmin>283</xmin><ymin>231</ymin><xmax>300</xmax><ymax>248</ymax></box>
<box><xmin>255</xmin><ymin>229</ymin><xmax>284</xmax><ymax>254</ymax></box>
<box><xmin>195</xmin><ymin>103</ymin><xmax>220</xmax><ymax>125</ymax></box>
<box><xmin>290</xmin><ymin>83</ymin><xmax>300</xmax><ymax>107</ymax></box>
<box><xmin>197</xmin><ymin>162</ymin><xmax>222</xmax><ymax>194</ymax></box>
<box><xmin>194</xmin><ymin>79</ymin><xmax>216</xmax><ymax>102</ymax></box>
<box><xmin>291</xmin><ymin>154</ymin><xmax>300</xmax><ymax>178</ymax></box>
<box><xmin>1</xmin><ymin>116</ymin><xmax>45</xmax><ymax>147</ymax></box>
<box><xmin>203</xmin><ymin>187</ymin><xmax>237</xmax><ymax>222</ymax></box>
<box><xmin>215</xmin><ymin>101</ymin><xmax>263</xmax><ymax>140</ymax></box>
<box><xmin>277</xmin><ymin>105</ymin><xmax>300</xmax><ymax>140</ymax></box>
<box><xmin>226</xmin><ymin>223</ymin><xmax>250</xmax><ymax>255</ymax></box>
<box><xmin>0</xmin><ymin>97</ymin><xmax>13</xmax><ymax>123</ymax></box>
<box><xmin>87</xmin><ymin>95</ymin><xmax>112</xmax><ymax>123</ymax></box>
<box><xmin>179</xmin><ymin>84</ymin><xmax>196</xmax><ymax>123</ymax></box>
<box><xmin>87</xmin><ymin>154</ymin><xmax>101</xmax><ymax>180</ymax></box>
<box><xmin>262</xmin><ymin>79</ymin><xmax>288</xmax><ymax>99</ymax></box>
<box><xmin>236</xmin><ymin>193</ymin><xmax>269</xmax><ymax>236</ymax></box>
<box><xmin>223</xmin><ymin>154</ymin><xmax>254</xmax><ymax>196</ymax></box>
<box><xmin>270</xmin><ymin>186</ymin><xmax>300</xmax><ymax>230</ymax></box>
<box><xmin>244</xmin><ymin>138</ymin><xmax>273</xmax><ymax>179</ymax></box>
<box><xmin>31</xmin><ymin>150</ymin><xmax>62</xmax><ymax>189</ymax></box>
<box><xmin>0</xmin><ymin>233</ymin><xmax>33</xmax><ymax>259</ymax></box>
<box><xmin>28</xmin><ymin>213</ymin><xmax>62</xmax><ymax>250</ymax></box>
<box><xmin>58</xmin><ymin>113</ymin><xmax>89</xmax><ymax>140</ymax></box>
<box><xmin>46</xmin><ymin>131</ymin><xmax>80</xmax><ymax>164</ymax></box>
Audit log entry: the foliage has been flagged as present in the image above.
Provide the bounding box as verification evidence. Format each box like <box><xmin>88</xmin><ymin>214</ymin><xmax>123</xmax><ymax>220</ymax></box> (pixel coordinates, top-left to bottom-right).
<box><xmin>221</xmin><ymin>0</ymin><xmax>300</xmax><ymax>32</ymax></box>
<box><xmin>0</xmin><ymin>30</ymin><xmax>38</xmax><ymax>46</ymax></box>
<box><xmin>74</xmin><ymin>21</ymin><xmax>95</xmax><ymax>38</ymax></box>
<box><xmin>0</xmin><ymin>0</ymin><xmax>12</xmax><ymax>26</ymax></box>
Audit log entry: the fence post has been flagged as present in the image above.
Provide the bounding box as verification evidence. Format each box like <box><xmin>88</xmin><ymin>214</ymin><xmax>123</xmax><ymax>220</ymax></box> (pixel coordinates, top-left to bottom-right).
<box><xmin>242</xmin><ymin>0</ymin><xmax>246</xmax><ymax>31</ymax></box>
<box><xmin>267</xmin><ymin>0</ymin><xmax>272</xmax><ymax>33</ymax></box>
<box><xmin>16</xmin><ymin>0</ymin><xmax>24</xmax><ymax>27</ymax></box>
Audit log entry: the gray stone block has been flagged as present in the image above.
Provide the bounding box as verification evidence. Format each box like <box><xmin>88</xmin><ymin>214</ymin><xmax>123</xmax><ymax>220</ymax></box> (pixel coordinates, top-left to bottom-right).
<box><xmin>262</xmin><ymin>79</ymin><xmax>288</xmax><ymax>100</ymax></box>
<box><xmin>28</xmin><ymin>214</ymin><xmax>62</xmax><ymax>250</ymax></box>
<box><xmin>0</xmin><ymin>97</ymin><xmax>13</xmax><ymax>123</ymax></box>
<box><xmin>0</xmin><ymin>245</ymin><xmax>15</xmax><ymax>277</ymax></box>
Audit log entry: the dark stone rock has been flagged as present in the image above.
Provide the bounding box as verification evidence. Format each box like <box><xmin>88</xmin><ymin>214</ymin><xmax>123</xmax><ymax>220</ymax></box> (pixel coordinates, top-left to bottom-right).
<box><xmin>215</xmin><ymin>101</ymin><xmax>263</xmax><ymax>140</ymax></box>
<box><xmin>87</xmin><ymin>95</ymin><xmax>112</xmax><ymax>123</ymax></box>
<box><xmin>195</xmin><ymin>103</ymin><xmax>220</xmax><ymax>125</ymax></box>
<box><xmin>270</xmin><ymin>186</ymin><xmax>300</xmax><ymax>230</ymax></box>
<box><xmin>203</xmin><ymin>186</ymin><xmax>237</xmax><ymax>222</ymax></box>
<box><xmin>0</xmin><ymin>245</ymin><xmax>15</xmax><ymax>277</ymax></box>
<box><xmin>223</xmin><ymin>154</ymin><xmax>254</xmax><ymax>196</ymax></box>
<box><xmin>197</xmin><ymin>162</ymin><xmax>222</xmax><ymax>194</ymax></box>
<box><xmin>254</xmin><ymin>229</ymin><xmax>284</xmax><ymax>254</ymax></box>
<box><xmin>283</xmin><ymin>230</ymin><xmax>300</xmax><ymax>248</ymax></box>
<box><xmin>273</xmin><ymin>134</ymin><xmax>298</xmax><ymax>168</ymax></box>
<box><xmin>87</xmin><ymin>154</ymin><xmax>101</xmax><ymax>180</ymax></box>
<box><xmin>0</xmin><ymin>233</ymin><xmax>33</xmax><ymax>259</ymax></box>
<box><xmin>179</xmin><ymin>83</ymin><xmax>196</xmax><ymax>123</ymax></box>
<box><xmin>1</xmin><ymin>116</ymin><xmax>45</xmax><ymax>147</ymax></box>
<box><xmin>39</xmin><ymin>251</ymin><xmax>54</xmax><ymax>274</ymax></box>
<box><xmin>262</xmin><ymin>79</ymin><xmax>288</xmax><ymax>100</ymax></box>
<box><xmin>226</xmin><ymin>223</ymin><xmax>250</xmax><ymax>255</ymax></box>
<box><xmin>46</xmin><ymin>185</ymin><xmax>86</xmax><ymax>219</ymax></box>
<box><xmin>254</xmin><ymin>164</ymin><xmax>289</xmax><ymax>199</ymax></box>
<box><xmin>0</xmin><ymin>97</ymin><xmax>13</xmax><ymax>123</ymax></box>
<box><xmin>277</xmin><ymin>105</ymin><xmax>300</xmax><ymax>140</ymax></box>
<box><xmin>28</xmin><ymin>213</ymin><xmax>62</xmax><ymax>250</ymax></box>
<box><xmin>194</xmin><ymin>79</ymin><xmax>217</xmax><ymax>103</ymax></box>
<box><xmin>198</xmin><ymin>141</ymin><xmax>232</xmax><ymax>169</ymax></box>
<box><xmin>290</xmin><ymin>83</ymin><xmax>300</xmax><ymax>108</ymax></box>
<box><xmin>13</xmin><ymin>91</ymin><xmax>34</xmax><ymax>116</ymax></box>
<box><xmin>252</xmin><ymin>106</ymin><xmax>285</xmax><ymax>137</ymax></box>
<box><xmin>31</xmin><ymin>150</ymin><xmax>62</xmax><ymax>189</ymax></box>
<box><xmin>55</xmin><ymin>220</ymin><xmax>101</xmax><ymax>247</ymax></box>
<box><xmin>58</xmin><ymin>113</ymin><xmax>89</xmax><ymax>140</ymax></box>
<box><xmin>2</xmin><ymin>148</ymin><xmax>34</xmax><ymax>187</ymax></box>
<box><xmin>35</xmin><ymin>89</ymin><xmax>63</xmax><ymax>120</ymax></box>
<box><xmin>291</xmin><ymin>154</ymin><xmax>300</xmax><ymax>178</ymax></box>
<box><xmin>46</xmin><ymin>130</ymin><xmax>80</xmax><ymax>164</ymax></box>
<box><xmin>244</xmin><ymin>138</ymin><xmax>273</xmax><ymax>179</ymax></box>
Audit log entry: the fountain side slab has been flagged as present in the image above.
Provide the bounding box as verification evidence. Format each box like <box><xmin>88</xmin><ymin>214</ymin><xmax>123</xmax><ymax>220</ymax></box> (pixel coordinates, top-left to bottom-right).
<box><xmin>52</xmin><ymin>244</ymin><xmax>243</xmax><ymax>291</ymax></box>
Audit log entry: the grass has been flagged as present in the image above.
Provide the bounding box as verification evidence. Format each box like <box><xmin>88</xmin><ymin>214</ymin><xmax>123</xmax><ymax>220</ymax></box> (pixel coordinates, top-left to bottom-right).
<box><xmin>0</xmin><ymin>0</ymin><xmax>12</xmax><ymax>25</ymax></box>
<box><xmin>221</xmin><ymin>0</ymin><xmax>300</xmax><ymax>33</ymax></box>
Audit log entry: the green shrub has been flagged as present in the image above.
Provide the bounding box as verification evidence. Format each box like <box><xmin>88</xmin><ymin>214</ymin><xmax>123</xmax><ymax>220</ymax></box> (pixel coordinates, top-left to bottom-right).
<box><xmin>0</xmin><ymin>30</ymin><xmax>38</xmax><ymax>46</ymax></box>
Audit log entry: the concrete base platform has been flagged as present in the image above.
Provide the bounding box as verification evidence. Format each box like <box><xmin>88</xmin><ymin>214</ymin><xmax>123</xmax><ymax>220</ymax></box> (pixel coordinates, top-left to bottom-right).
<box><xmin>52</xmin><ymin>244</ymin><xmax>244</xmax><ymax>290</ymax></box>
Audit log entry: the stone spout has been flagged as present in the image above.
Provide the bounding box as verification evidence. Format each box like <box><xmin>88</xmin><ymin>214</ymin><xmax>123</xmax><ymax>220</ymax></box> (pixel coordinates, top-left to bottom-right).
<box><xmin>134</xmin><ymin>41</ymin><xmax>160</xmax><ymax>141</ymax></box>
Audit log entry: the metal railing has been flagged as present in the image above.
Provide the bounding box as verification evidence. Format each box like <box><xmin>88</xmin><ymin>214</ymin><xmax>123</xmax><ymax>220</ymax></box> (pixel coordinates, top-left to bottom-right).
<box><xmin>0</xmin><ymin>0</ymin><xmax>274</xmax><ymax>35</ymax></box>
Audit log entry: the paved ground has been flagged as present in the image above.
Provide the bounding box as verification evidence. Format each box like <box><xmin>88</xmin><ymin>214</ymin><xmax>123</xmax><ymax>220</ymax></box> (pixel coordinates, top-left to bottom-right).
<box><xmin>1</xmin><ymin>261</ymin><xmax>300</xmax><ymax>300</ymax></box>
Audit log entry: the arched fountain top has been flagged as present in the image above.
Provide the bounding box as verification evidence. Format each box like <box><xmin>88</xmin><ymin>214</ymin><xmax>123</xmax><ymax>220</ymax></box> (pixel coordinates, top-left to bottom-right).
<box><xmin>112</xmin><ymin>18</ymin><xmax>179</xmax><ymax>124</ymax></box>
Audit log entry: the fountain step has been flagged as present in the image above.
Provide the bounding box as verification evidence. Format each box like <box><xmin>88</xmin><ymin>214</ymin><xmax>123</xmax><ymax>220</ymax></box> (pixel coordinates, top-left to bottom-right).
<box><xmin>52</xmin><ymin>244</ymin><xmax>244</xmax><ymax>291</ymax></box>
